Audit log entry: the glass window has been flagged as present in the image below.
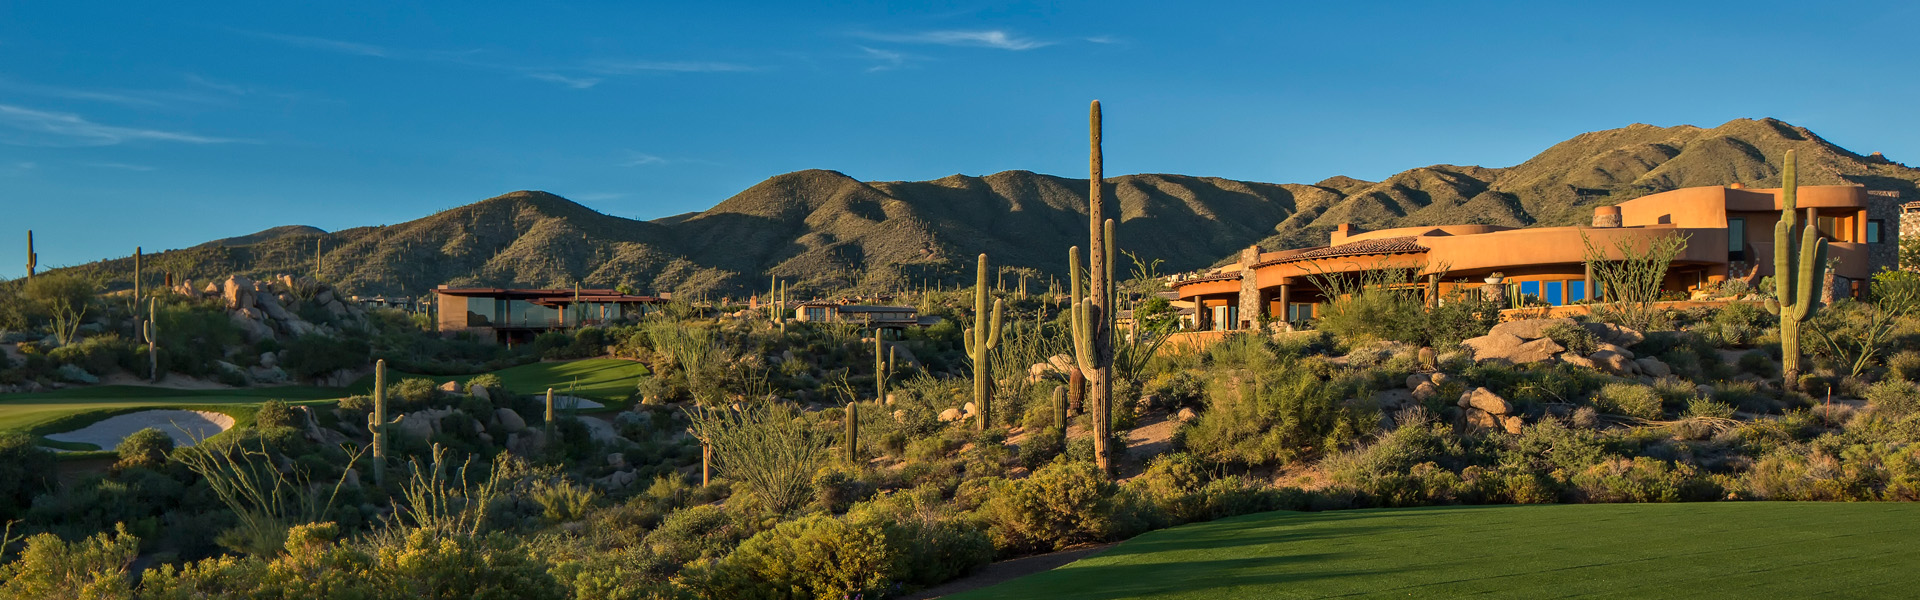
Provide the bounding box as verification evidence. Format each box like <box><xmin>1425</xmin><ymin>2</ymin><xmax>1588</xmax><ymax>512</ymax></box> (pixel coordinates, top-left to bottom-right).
<box><xmin>1519</xmin><ymin>281</ymin><xmax>1539</xmax><ymax>303</ymax></box>
<box><xmin>1868</xmin><ymin>220</ymin><xmax>1883</xmax><ymax>244</ymax></box>
<box><xmin>1545</xmin><ymin>281</ymin><xmax>1564</xmax><ymax>306</ymax></box>
<box><xmin>1728</xmin><ymin>217</ymin><xmax>1745</xmax><ymax>255</ymax></box>
<box><xmin>1569</xmin><ymin>281</ymin><xmax>1587</xmax><ymax>302</ymax></box>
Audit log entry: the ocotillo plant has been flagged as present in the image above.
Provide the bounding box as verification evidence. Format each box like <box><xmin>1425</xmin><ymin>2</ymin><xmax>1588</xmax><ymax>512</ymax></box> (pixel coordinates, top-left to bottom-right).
<box><xmin>964</xmin><ymin>253</ymin><xmax>1004</xmax><ymax>431</ymax></box>
<box><xmin>366</xmin><ymin>360</ymin><xmax>401</xmax><ymax>487</ymax></box>
<box><xmin>1764</xmin><ymin>149</ymin><xmax>1827</xmax><ymax>391</ymax></box>
<box><xmin>24</xmin><ymin>230</ymin><xmax>35</xmax><ymax>282</ymax></box>
<box><xmin>1072</xmin><ymin>99</ymin><xmax>1117</xmax><ymax>476</ymax></box>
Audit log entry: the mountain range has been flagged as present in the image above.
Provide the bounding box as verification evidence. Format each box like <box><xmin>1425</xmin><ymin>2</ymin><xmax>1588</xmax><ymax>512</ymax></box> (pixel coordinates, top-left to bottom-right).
<box><xmin>58</xmin><ymin>118</ymin><xmax>1920</xmax><ymax>298</ymax></box>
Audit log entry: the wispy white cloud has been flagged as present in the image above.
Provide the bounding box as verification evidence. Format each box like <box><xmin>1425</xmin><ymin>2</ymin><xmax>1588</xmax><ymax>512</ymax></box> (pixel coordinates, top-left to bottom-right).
<box><xmin>583</xmin><ymin>59</ymin><xmax>758</xmax><ymax>74</ymax></box>
<box><xmin>528</xmin><ymin>72</ymin><xmax>604</xmax><ymax>89</ymax></box>
<box><xmin>82</xmin><ymin>161</ymin><xmax>157</xmax><ymax>171</ymax></box>
<box><xmin>0</xmin><ymin>104</ymin><xmax>243</xmax><ymax>147</ymax></box>
<box><xmin>1084</xmin><ymin>35</ymin><xmax>1121</xmax><ymax>44</ymax></box>
<box><xmin>236</xmin><ymin>28</ymin><xmax>757</xmax><ymax>88</ymax></box>
<box><xmin>854</xmin><ymin>29</ymin><xmax>1052</xmax><ymax>50</ymax></box>
<box><xmin>620</xmin><ymin>152</ymin><xmax>668</xmax><ymax>167</ymax></box>
<box><xmin>0</xmin><ymin>77</ymin><xmax>224</xmax><ymax>108</ymax></box>
<box><xmin>239</xmin><ymin>30</ymin><xmax>389</xmax><ymax>57</ymax></box>
<box><xmin>857</xmin><ymin>46</ymin><xmax>912</xmax><ymax>72</ymax></box>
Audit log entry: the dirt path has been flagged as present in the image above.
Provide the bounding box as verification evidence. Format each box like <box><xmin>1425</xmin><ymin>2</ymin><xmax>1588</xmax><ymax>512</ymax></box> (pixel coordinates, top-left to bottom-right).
<box><xmin>899</xmin><ymin>544</ymin><xmax>1114</xmax><ymax>600</ymax></box>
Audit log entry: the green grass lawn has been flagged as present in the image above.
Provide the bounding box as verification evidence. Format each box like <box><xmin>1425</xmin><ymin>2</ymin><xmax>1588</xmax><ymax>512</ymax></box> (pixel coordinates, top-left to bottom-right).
<box><xmin>0</xmin><ymin>358</ymin><xmax>649</xmax><ymax>436</ymax></box>
<box><xmin>360</xmin><ymin>358</ymin><xmax>648</xmax><ymax>403</ymax></box>
<box><xmin>952</xmin><ymin>502</ymin><xmax>1920</xmax><ymax>599</ymax></box>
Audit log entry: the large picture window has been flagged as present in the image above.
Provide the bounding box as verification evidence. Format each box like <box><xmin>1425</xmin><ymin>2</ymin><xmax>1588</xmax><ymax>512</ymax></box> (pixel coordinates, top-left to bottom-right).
<box><xmin>1728</xmin><ymin>217</ymin><xmax>1746</xmax><ymax>260</ymax></box>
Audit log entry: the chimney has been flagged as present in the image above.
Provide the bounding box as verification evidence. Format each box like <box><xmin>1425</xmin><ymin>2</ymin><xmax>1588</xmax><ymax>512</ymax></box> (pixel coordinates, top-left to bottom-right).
<box><xmin>1334</xmin><ymin>223</ymin><xmax>1354</xmax><ymax>244</ymax></box>
<box><xmin>1592</xmin><ymin>205</ymin><xmax>1622</xmax><ymax>228</ymax></box>
<box><xmin>1239</xmin><ymin>245</ymin><xmax>1261</xmax><ymax>267</ymax></box>
<box><xmin>1727</xmin><ymin>182</ymin><xmax>1746</xmax><ymax>190</ymax></box>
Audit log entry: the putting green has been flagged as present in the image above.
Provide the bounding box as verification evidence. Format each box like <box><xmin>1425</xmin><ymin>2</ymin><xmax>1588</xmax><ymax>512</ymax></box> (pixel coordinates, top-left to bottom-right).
<box><xmin>952</xmin><ymin>502</ymin><xmax>1920</xmax><ymax>599</ymax></box>
<box><xmin>365</xmin><ymin>358</ymin><xmax>647</xmax><ymax>403</ymax></box>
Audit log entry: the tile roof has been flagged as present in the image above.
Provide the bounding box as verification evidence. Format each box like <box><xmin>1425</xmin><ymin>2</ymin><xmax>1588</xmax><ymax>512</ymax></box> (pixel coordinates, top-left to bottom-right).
<box><xmin>1259</xmin><ymin>236</ymin><xmax>1428</xmax><ymax>265</ymax></box>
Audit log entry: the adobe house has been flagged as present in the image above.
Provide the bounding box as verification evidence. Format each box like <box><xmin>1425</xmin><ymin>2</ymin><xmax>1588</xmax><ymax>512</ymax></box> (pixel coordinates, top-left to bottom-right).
<box><xmin>433</xmin><ymin>286</ymin><xmax>669</xmax><ymax>343</ymax></box>
<box><xmin>1175</xmin><ymin>183</ymin><xmax>1892</xmax><ymax>332</ymax></box>
<box><xmin>792</xmin><ymin>301</ymin><xmax>937</xmax><ymax>331</ymax></box>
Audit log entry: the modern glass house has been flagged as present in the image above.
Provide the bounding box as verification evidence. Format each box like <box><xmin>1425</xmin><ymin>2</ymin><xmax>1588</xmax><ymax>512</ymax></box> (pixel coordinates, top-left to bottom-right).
<box><xmin>432</xmin><ymin>287</ymin><xmax>668</xmax><ymax>343</ymax></box>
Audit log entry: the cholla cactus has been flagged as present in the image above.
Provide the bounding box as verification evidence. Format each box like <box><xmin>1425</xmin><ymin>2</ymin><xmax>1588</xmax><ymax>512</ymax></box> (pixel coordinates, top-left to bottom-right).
<box><xmin>964</xmin><ymin>254</ymin><xmax>1003</xmax><ymax>431</ymax></box>
<box><xmin>1763</xmin><ymin>149</ymin><xmax>1827</xmax><ymax>391</ymax></box>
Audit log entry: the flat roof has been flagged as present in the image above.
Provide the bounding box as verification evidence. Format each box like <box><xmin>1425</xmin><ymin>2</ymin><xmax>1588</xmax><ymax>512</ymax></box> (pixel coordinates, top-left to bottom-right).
<box><xmin>435</xmin><ymin>287</ymin><xmax>665</xmax><ymax>302</ymax></box>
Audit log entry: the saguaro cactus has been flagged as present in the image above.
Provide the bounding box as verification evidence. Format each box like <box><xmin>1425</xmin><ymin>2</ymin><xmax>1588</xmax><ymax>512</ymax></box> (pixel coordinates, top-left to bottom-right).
<box><xmin>143</xmin><ymin>298</ymin><xmax>157</xmax><ymax>382</ymax></box>
<box><xmin>365</xmin><ymin>360</ymin><xmax>401</xmax><ymax>486</ymax></box>
<box><xmin>545</xmin><ymin>387</ymin><xmax>557</xmax><ymax>439</ymax></box>
<box><xmin>25</xmin><ymin>230</ymin><xmax>35</xmax><ymax>282</ymax></box>
<box><xmin>1764</xmin><ymin>149</ymin><xmax>1827</xmax><ymax>391</ymax></box>
<box><xmin>844</xmin><ymin>400</ymin><xmax>860</xmax><ymax>464</ymax></box>
<box><xmin>965</xmin><ymin>253</ymin><xmax>1004</xmax><ymax>431</ymax></box>
<box><xmin>1052</xmin><ymin>385</ymin><xmax>1068</xmax><ymax>446</ymax></box>
<box><xmin>1071</xmin><ymin>99</ymin><xmax>1117</xmax><ymax>476</ymax></box>
<box><xmin>874</xmin><ymin>335</ymin><xmax>893</xmax><ymax>402</ymax></box>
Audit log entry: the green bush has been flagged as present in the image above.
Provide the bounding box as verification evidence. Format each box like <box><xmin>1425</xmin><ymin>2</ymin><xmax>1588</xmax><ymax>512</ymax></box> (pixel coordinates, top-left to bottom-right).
<box><xmin>0</xmin><ymin>523</ymin><xmax>139</xmax><ymax>599</ymax></box>
<box><xmin>1594</xmin><ymin>383</ymin><xmax>1663</xmax><ymax>420</ymax></box>
<box><xmin>695</xmin><ymin>515</ymin><xmax>897</xmax><ymax>600</ymax></box>
<box><xmin>389</xmin><ymin>377</ymin><xmax>442</xmax><ymax>409</ymax></box>
<box><xmin>1542</xmin><ymin>322</ymin><xmax>1596</xmax><ymax>355</ymax></box>
<box><xmin>0</xmin><ymin>431</ymin><xmax>57</xmax><ymax>519</ymax></box>
<box><xmin>977</xmin><ymin>460</ymin><xmax>1119</xmax><ymax>554</ymax></box>
<box><xmin>644</xmin><ymin>505</ymin><xmax>746</xmax><ymax>567</ymax></box>
<box><xmin>1183</xmin><ymin>363</ymin><xmax>1366</xmax><ymax>466</ymax></box>
<box><xmin>279</xmin><ymin>333</ymin><xmax>370</xmax><ymax>380</ymax></box>
<box><xmin>530</xmin><ymin>479</ymin><xmax>600</xmax><ymax>522</ymax></box>
<box><xmin>47</xmin><ymin>334</ymin><xmax>139</xmax><ymax>376</ymax></box>
<box><xmin>1738</xmin><ymin>351</ymin><xmax>1778</xmax><ymax>378</ymax></box>
<box><xmin>253</xmin><ymin>400</ymin><xmax>294</xmax><ymax>429</ymax></box>
<box><xmin>114</xmin><ymin>427</ymin><xmax>175</xmax><ymax>471</ymax></box>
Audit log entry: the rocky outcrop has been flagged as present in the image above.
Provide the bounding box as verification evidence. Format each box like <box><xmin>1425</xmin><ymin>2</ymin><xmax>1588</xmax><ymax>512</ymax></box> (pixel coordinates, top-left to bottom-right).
<box><xmin>1457</xmin><ymin>387</ymin><xmax>1523</xmax><ymax>434</ymax></box>
<box><xmin>1462</xmin><ymin>318</ymin><xmax>1648</xmax><ymax>377</ymax></box>
<box><xmin>174</xmin><ymin>274</ymin><xmax>369</xmax><ymax>346</ymax></box>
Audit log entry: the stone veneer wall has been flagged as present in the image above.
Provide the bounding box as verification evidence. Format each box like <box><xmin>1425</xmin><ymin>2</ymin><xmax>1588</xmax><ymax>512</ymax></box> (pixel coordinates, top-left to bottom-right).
<box><xmin>1238</xmin><ymin>246</ymin><xmax>1261</xmax><ymax>328</ymax></box>
<box><xmin>1867</xmin><ymin>189</ymin><xmax>1903</xmax><ymax>273</ymax></box>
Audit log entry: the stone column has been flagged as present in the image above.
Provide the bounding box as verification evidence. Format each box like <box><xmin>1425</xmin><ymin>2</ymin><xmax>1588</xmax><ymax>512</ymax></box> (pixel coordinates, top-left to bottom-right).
<box><xmin>1238</xmin><ymin>246</ymin><xmax>1261</xmax><ymax>330</ymax></box>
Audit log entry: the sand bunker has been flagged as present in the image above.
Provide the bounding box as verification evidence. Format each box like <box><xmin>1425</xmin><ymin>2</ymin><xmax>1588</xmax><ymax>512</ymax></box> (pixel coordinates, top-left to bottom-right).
<box><xmin>555</xmin><ymin>395</ymin><xmax>604</xmax><ymax>410</ymax></box>
<box><xmin>46</xmin><ymin>409</ymin><xmax>236</xmax><ymax>450</ymax></box>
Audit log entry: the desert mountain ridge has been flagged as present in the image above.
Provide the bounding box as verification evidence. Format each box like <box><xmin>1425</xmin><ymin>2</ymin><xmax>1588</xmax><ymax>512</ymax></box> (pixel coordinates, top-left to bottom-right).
<box><xmin>54</xmin><ymin>118</ymin><xmax>1920</xmax><ymax>298</ymax></box>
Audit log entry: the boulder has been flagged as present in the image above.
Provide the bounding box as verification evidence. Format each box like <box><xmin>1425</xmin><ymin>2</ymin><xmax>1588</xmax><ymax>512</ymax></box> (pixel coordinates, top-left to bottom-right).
<box><xmin>938</xmin><ymin>408</ymin><xmax>964</xmax><ymax>422</ymax></box>
<box><xmin>1506</xmin><ymin>338</ymin><xmax>1566</xmax><ymax>365</ymax></box>
<box><xmin>494</xmin><ymin>408</ymin><xmax>527</xmax><ymax>433</ymax></box>
<box><xmin>1176</xmin><ymin>407</ymin><xmax>1198</xmax><ymax>423</ymax></box>
<box><xmin>1634</xmin><ymin>357</ymin><xmax>1672</xmax><ymax>378</ymax></box>
<box><xmin>963</xmin><ymin>402</ymin><xmax>977</xmax><ymax>416</ymax></box>
<box><xmin>1462</xmin><ymin>331</ymin><xmax>1527</xmax><ymax>361</ymax></box>
<box><xmin>1501</xmin><ymin>415</ymin><xmax>1525</xmax><ymax>435</ymax></box>
<box><xmin>1375</xmin><ymin>388</ymin><xmax>1416</xmax><ymax>410</ymax></box>
<box><xmin>1590</xmin><ymin>350</ymin><xmax>1638</xmax><ymax>376</ymax></box>
<box><xmin>1558</xmin><ymin>352</ymin><xmax>1597</xmax><ymax>370</ymax></box>
<box><xmin>257</xmin><ymin>294</ymin><xmax>295</xmax><ymax>323</ymax></box>
<box><xmin>1581</xmin><ymin>322</ymin><xmax>1645</xmax><ymax>348</ymax></box>
<box><xmin>597</xmin><ymin>470</ymin><xmax>637</xmax><ymax>490</ymax></box>
<box><xmin>248</xmin><ymin>365</ymin><xmax>289</xmax><ymax>384</ymax></box>
<box><xmin>1411</xmin><ymin>381</ymin><xmax>1438</xmax><ymax>402</ymax></box>
<box><xmin>1463</xmin><ymin>387</ymin><xmax>1512</xmax><ymax>415</ymax></box>
<box><xmin>1465</xmin><ymin>407</ymin><xmax>1501</xmax><ymax>430</ymax></box>
<box><xmin>1405</xmin><ymin>373</ymin><xmax>1432</xmax><ymax>390</ymax></box>
<box><xmin>324</xmin><ymin>301</ymin><xmax>349</xmax><ymax>319</ymax></box>
<box><xmin>1429</xmin><ymin>372</ymin><xmax>1451</xmax><ymax>387</ymax></box>
<box><xmin>395</xmin><ymin>414</ymin><xmax>432</xmax><ymax>442</ymax></box>
<box><xmin>1048</xmin><ymin>354</ymin><xmax>1076</xmax><ymax>373</ymax></box>
<box><xmin>607</xmin><ymin>453</ymin><xmax>627</xmax><ymax>468</ymax></box>
<box><xmin>577</xmin><ymin>417</ymin><xmax>623</xmax><ymax>444</ymax></box>
<box><xmin>221</xmin><ymin>276</ymin><xmax>256</xmax><ymax>311</ymax></box>
<box><xmin>315</xmin><ymin>289</ymin><xmax>336</xmax><ymax>306</ymax></box>
<box><xmin>469</xmin><ymin>384</ymin><xmax>492</xmax><ymax>402</ymax></box>
<box><xmin>437</xmin><ymin>380</ymin><xmax>461</xmax><ymax>393</ymax></box>
<box><xmin>1595</xmin><ymin>343</ymin><xmax>1635</xmax><ymax>359</ymax></box>
<box><xmin>259</xmin><ymin>351</ymin><xmax>279</xmax><ymax>369</ymax></box>
<box><xmin>1489</xmin><ymin>318</ymin><xmax>1577</xmax><ymax>341</ymax></box>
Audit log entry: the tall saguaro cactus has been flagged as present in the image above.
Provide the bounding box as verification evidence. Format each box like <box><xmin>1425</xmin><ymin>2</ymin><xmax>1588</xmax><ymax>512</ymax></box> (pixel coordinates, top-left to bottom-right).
<box><xmin>965</xmin><ymin>253</ymin><xmax>1004</xmax><ymax>431</ymax></box>
<box><xmin>144</xmin><ymin>298</ymin><xmax>158</xmax><ymax>382</ymax></box>
<box><xmin>1052</xmin><ymin>386</ymin><xmax>1068</xmax><ymax>446</ymax></box>
<box><xmin>844</xmin><ymin>400</ymin><xmax>860</xmax><ymax>464</ymax></box>
<box><xmin>25</xmin><ymin>230</ymin><xmax>35</xmax><ymax>282</ymax></box>
<box><xmin>545</xmin><ymin>388</ymin><xmax>557</xmax><ymax>440</ymax></box>
<box><xmin>365</xmin><ymin>360</ymin><xmax>401</xmax><ymax>487</ymax></box>
<box><xmin>1764</xmin><ymin>149</ymin><xmax>1827</xmax><ymax>391</ymax></box>
<box><xmin>1070</xmin><ymin>100</ymin><xmax>1117</xmax><ymax>476</ymax></box>
<box><xmin>874</xmin><ymin>335</ymin><xmax>893</xmax><ymax>402</ymax></box>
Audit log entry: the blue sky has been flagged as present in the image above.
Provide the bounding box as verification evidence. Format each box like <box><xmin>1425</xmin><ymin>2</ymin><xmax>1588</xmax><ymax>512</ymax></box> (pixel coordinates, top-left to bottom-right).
<box><xmin>3</xmin><ymin>0</ymin><xmax>1918</xmax><ymax>278</ymax></box>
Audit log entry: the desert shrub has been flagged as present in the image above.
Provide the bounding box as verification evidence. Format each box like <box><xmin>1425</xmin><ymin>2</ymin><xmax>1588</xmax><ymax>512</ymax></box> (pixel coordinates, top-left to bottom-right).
<box><xmin>1594</xmin><ymin>383</ymin><xmax>1663</xmax><ymax>420</ymax></box>
<box><xmin>1128</xmin><ymin>453</ymin><xmax>1211</xmax><ymax>523</ymax></box>
<box><xmin>114</xmin><ymin>427</ymin><xmax>175</xmax><ymax>471</ymax></box>
<box><xmin>388</xmin><ymin>377</ymin><xmax>442</xmax><ymax>409</ymax></box>
<box><xmin>811</xmin><ymin>466</ymin><xmax>872</xmax><ymax>514</ymax></box>
<box><xmin>977</xmin><ymin>460</ymin><xmax>1119</xmax><ymax>554</ymax></box>
<box><xmin>1864</xmin><ymin>380</ymin><xmax>1920</xmax><ymax>418</ymax></box>
<box><xmin>56</xmin><ymin>363</ymin><xmax>99</xmax><ymax>384</ymax></box>
<box><xmin>644</xmin><ymin>505</ymin><xmax>747</xmax><ymax>567</ymax></box>
<box><xmin>1712</xmin><ymin>380</ymin><xmax>1775</xmax><ymax>414</ymax></box>
<box><xmin>694</xmin><ymin>515</ymin><xmax>896</xmax><ymax>600</ymax></box>
<box><xmin>1709</xmin><ymin>301</ymin><xmax>1771</xmax><ymax>347</ymax></box>
<box><xmin>466</xmin><ymin>373</ymin><xmax>504</xmax><ymax>392</ymax></box>
<box><xmin>0</xmin><ymin>523</ymin><xmax>139</xmax><ymax>600</ymax></box>
<box><xmin>906</xmin><ymin>432</ymin><xmax>963</xmax><ymax>464</ymax></box>
<box><xmin>279</xmin><ymin>333</ymin><xmax>370</xmax><ymax>380</ymax></box>
<box><xmin>1570</xmin><ymin>456</ymin><xmax>1718</xmax><ymax>502</ymax></box>
<box><xmin>1737</xmin><ymin>351</ymin><xmax>1777</xmax><ymax>378</ymax></box>
<box><xmin>1542</xmin><ymin>322</ymin><xmax>1596</xmax><ymax>355</ymax></box>
<box><xmin>1143</xmin><ymin>371</ymin><xmax>1205</xmax><ymax>411</ymax></box>
<box><xmin>47</xmin><ymin>334</ymin><xmax>139</xmax><ymax>376</ymax></box>
<box><xmin>530</xmin><ymin>479</ymin><xmax>600</xmax><ymax>522</ymax></box>
<box><xmin>0</xmin><ymin>431</ymin><xmax>57</xmax><ymax>519</ymax></box>
<box><xmin>1322</xmin><ymin>422</ymin><xmax>1487</xmax><ymax>506</ymax></box>
<box><xmin>1683</xmin><ymin>398</ymin><xmax>1737</xmax><ymax>420</ymax></box>
<box><xmin>1183</xmin><ymin>361</ymin><xmax>1366</xmax><ymax>466</ymax></box>
<box><xmin>1018</xmin><ymin>428</ymin><xmax>1066</xmax><ymax>470</ymax></box>
<box><xmin>254</xmin><ymin>399</ymin><xmax>294</xmax><ymax>429</ymax></box>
